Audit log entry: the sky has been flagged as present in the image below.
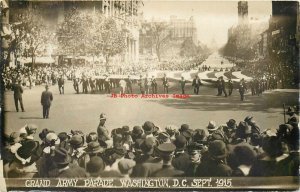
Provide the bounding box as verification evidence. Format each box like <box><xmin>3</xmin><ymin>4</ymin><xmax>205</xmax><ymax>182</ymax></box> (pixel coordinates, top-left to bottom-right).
<box><xmin>142</xmin><ymin>0</ymin><xmax>272</xmax><ymax>47</ymax></box>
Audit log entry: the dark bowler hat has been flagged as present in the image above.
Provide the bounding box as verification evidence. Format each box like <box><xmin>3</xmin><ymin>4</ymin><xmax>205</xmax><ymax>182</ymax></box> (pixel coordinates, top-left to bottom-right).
<box><xmin>236</xmin><ymin>121</ymin><xmax>251</xmax><ymax>139</ymax></box>
<box><xmin>52</xmin><ymin>147</ymin><xmax>71</xmax><ymax>165</ymax></box>
<box><xmin>140</xmin><ymin>137</ymin><xmax>156</xmax><ymax>155</ymax></box>
<box><xmin>58</xmin><ymin>132</ymin><xmax>70</xmax><ymax>142</ymax></box>
<box><xmin>193</xmin><ymin>129</ymin><xmax>207</xmax><ymax>143</ymax></box>
<box><xmin>85</xmin><ymin>141</ymin><xmax>104</xmax><ymax>154</ymax></box>
<box><xmin>142</xmin><ymin>121</ymin><xmax>154</xmax><ymax>134</ymax></box>
<box><xmin>226</xmin><ymin>119</ymin><xmax>237</xmax><ymax>129</ymax></box>
<box><xmin>174</xmin><ymin>135</ymin><xmax>187</xmax><ymax>151</ymax></box>
<box><xmin>208</xmin><ymin>140</ymin><xmax>227</xmax><ymax>159</ymax></box>
<box><xmin>39</xmin><ymin>128</ymin><xmax>52</xmax><ymax>140</ymax></box>
<box><xmin>132</xmin><ymin>126</ymin><xmax>143</xmax><ymax>136</ymax></box>
<box><xmin>181</xmin><ymin>129</ymin><xmax>193</xmax><ymax>140</ymax></box>
<box><xmin>179</xmin><ymin>124</ymin><xmax>189</xmax><ymax>132</ymax></box>
<box><xmin>25</xmin><ymin>124</ymin><xmax>38</xmax><ymax>135</ymax></box>
<box><xmin>122</xmin><ymin>126</ymin><xmax>130</xmax><ymax>134</ymax></box>
<box><xmin>187</xmin><ymin>142</ymin><xmax>204</xmax><ymax>154</ymax></box>
<box><xmin>86</xmin><ymin>156</ymin><xmax>105</xmax><ymax>176</ymax></box>
<box><xmin>157</xmin><ymin>143</ymin><xmax>176</xmax><ymax>156</ymax></box>
<box><xmin>158</xmin><ymin>132</ymin><xmax>170</xmax><ymax>140</ymax></box>
<box><xmin>69</xmin><ymin>135</ymin><xmax>84</xmax><ymax>148</ymax></box>
<box><xmin>262</xmin><ymin>136</ymin><xmax>283</xmax><ymax>158</ymax></box>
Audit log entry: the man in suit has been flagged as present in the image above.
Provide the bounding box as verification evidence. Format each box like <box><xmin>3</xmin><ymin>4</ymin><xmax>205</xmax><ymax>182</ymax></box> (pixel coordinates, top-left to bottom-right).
<box><xmin>126</xmin><ymin>75</ymin><xmax>133</xmax><ymax>94</ymax></box>
<box><xmin>179</xmin><ymin>76</ymin><xmax>186</xmax><ymax>94</ymax></box>
<box><xmin>220</xmin><ymin>76</ymin><xmax>228</xmax><ymax>97</ymax></box>
<box><xmin>239</xmin><ymin>78</ymin><xmax>247</xmax><ymax>101</ymax></box>
<box><xmin>152</xmin><ymin>143</ymin><xmax>184</xmax><ymax>177</ymax></box>
<box><xmin>41</xmin><ymin>85</ymin><xmax>53</xmax><ymax>119</ymax></box>
<box><xmin>58</xmin><ymin>75</ymin><xmax>64</xmax><ymax>94</ymax></box>
<box><xmin>13</xmin><ymin>80</ymin><xmax>25</xmax><ymax>112</ymax></box>
<box><xmin>151</xmin><ymin>76</ymin><xmax>157</xmax><ymax>94</ymax></box>
<box><xmin>192</xmin><ymin>75</ymin><xmax>201</xmax><ymax>95</ymax></box>
<box><xmin>162</xmin><ymin>73</ymin><xmax>169</xmax><ymax>94</ymax></box>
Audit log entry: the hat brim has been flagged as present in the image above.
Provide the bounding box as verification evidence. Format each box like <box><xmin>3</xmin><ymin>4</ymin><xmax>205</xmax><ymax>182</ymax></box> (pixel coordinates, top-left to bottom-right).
<box><xmin>55</xmin><ymin>155</ymin><xmax>71</xmax><ymax>165</ymax></box>
<box><xmin>85</xmin><ymin>148</ymin><xmax>104</xmax><ymax>154</ymax></box>
<box><xmin>207</xmin><ymin>127</ymin><xmax>218</xmax><ymax>131</ymax></box>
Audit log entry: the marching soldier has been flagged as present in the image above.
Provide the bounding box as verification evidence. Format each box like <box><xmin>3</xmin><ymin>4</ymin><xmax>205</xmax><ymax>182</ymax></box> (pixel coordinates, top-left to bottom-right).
<box><xmin>138</xmin><ymin>75</ymin><xmax>145</xmax><ymax>94</ymax></box>
<box><xmin>104</xmin><ymin>75</ymin><xmax>111</xmax><ymax>94</ymax></box>
<box><xmin>13</xmin><ymin>80</ymin><xmax>25</xmax><ymax>112</ymax></box>
<box><xmin>126</xmin><ymin>75</ymin><xmax>133</xmax><ymax>94</ymax></box>
<box><xmin>162</xmin><ymin>73</ymin><xmax>169</xmax><ymax>94</ymax></box>
<box><xmin>73</xmin><ymin>77</ymin><xmax>79</xmax><ymax>94</ymax></box>
<box><xmin>239</xmin><ymin>78</ymin><xmax>247</xmax><ymax>101</ymax></box>
<box><xmin>216</xmin><ymin>77</ymin><xmax>222</xmax><ymax>96</ymax></box>
<box><xmin>151</xmin><ymin>76</ymin><xmax>157</xmax><ymax>94</ymax></box>
<box><xmin>58</xmin><ymin>75</ymin><xmax>64</xmax><ymax>94</ymax></box>
<box><xmin>220</xmin><ymin>76</ymin><xmax>227</xmax><ymax>97</ymax></box>
<box><xmin>179</xmin><ymin>76</ymin><xmax>186</xmax><ymax>94</ymax></box>
<box><xmin>192</xmin><ymin>75</ymin><xmax>201</xmax><ymax>95</ymax></box>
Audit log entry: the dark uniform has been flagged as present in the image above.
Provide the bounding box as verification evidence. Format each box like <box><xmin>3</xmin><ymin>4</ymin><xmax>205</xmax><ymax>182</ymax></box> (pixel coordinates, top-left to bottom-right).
<box><xmin>152</xmin><ymin>143</ymin><xmax>184</xmax><ymax>177</ymax></box>
<box><xmin>151</xmin><ymin>77</ymin><xmax>157</xmax><ymax>94</ymax></box>
<box><xmin>180</xmin><ymin>77</ymin><xmax>186</xmax><ymax>94</ymax></box>
<box><xmin>220</xmin><ymin>77</ymin><xmax>227</xmax><ymax>97</ymax></box>
<box><xmin>239</xmin><ymin>79</ymin><xmax>247</xmax><ymax>101</ymax></box>
<box><xmin>192</xmin><ymin>77</ymin><xmax>201</xmax><ymax>95</ymax></box>
<box><xmin>13</xmin><ymin>82</ymin><xmax>25</xmax><ymax>112</ymax></box>
<box><xmin>138</xmin><ymin>77</ymin><xmax>145</xmax><ymax>94</ymax></box>
<box><xmin>162</xmin><ymin>76</ymin><xmax>169</xmax><ymax>94</ymax></box>
<box><xmin>73</xmin><ymin>78</ymin><xmax>79</xmax><ymax>94</ymax></box>
<box><xmin>41</xmin><ymin>85</ymin><xmax>53</xmax><ymax>119</ymax></box>
<box><xmin>82</xmin><ymin>77</ymin><xmax>89</xmax><ymax>94</ymax></box>
<box><xmin>126</xmin><ymin>77</ymin><xmax>133</xmax><ymax>94</ymax></box>
<box><xmin>58</xmin><ymin>76</ymin><xmax>64</xmax><ymax>94</ymax></box>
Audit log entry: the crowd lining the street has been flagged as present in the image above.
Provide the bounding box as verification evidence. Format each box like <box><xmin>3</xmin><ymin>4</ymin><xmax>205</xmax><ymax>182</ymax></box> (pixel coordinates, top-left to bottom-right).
<box><xmin>3</xmin><ymin>108</ymin><xmax>299</xmax><ymax>178</ymax></box>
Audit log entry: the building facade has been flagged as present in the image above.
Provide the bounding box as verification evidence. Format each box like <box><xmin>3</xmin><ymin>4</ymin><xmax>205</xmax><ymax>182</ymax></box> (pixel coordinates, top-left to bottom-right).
<box><xmin>169</xmin><ymin>16</ymin><xmax>197</xmax><ymax>44</ymax></box>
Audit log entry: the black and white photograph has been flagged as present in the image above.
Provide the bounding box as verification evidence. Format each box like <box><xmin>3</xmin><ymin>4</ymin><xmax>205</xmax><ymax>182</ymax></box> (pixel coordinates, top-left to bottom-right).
<box><xmin>0</xmin><ymin>0</ymin><xmax>299</xmax><ymax>190</ymax></box>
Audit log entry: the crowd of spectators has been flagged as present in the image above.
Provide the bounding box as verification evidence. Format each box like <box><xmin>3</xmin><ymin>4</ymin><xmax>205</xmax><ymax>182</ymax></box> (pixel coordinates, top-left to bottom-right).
<box><xmin>3</xmin><ymin>108</ymin><xmax>299</xmax><ymax>178</ymax></box>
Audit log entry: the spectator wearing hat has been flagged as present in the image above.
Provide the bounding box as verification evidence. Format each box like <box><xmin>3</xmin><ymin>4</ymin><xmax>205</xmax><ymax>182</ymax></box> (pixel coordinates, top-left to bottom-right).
<box><xmin>100</xmin><ymin>146</ymin><xmax>125</xmax><ymax>177</ymax></box>
<box><xmin>13</xmin><ymin>79</ymin><xmax>25</xmax><ymax>112</ymax></box>
<box><xmin>152</xmin><ymin>143</ymin><xmax>184</xmax><ymax>177</ymax></box>
<box><xmin>131</xmin><ymin>138</ymin><xmax>162</xmax><ymax>177</ymax></box>
<box><xmin>36</xmin><ymin>132</ymin><xmax>60</xmax><ymax>177</ymax></box>
<box><xmin>131</xmin><ymin>126</ymin><xmax>143</xmax><ymax>143</ymax></box>
<box><xmin>157</xmin><ymin>132</ymin><xmax>171</xmax><ymax>144</ymax></box>
<box><xmin>244</xmin><ymin>116</ymin><xmax>260</xmax><ymax>135</ymax></box>
<box><xmin>224</xmin><ymin>119</ymin><xmax>237</xmax><ymax>143</ymax></box>
<box><xmin>249</xmin><ymin>135</ymin><xmax>289</xmax><ymax>176</ymax></box>
<box><xmin>86</xmin><ymin>156</ymin><xmax>105</xmax><ymax>177</ymax></box>
<box><xmin>172</xmin><ymin>135</ymin><xmax>190</xmax><ymax>173</ymax></box>
<box><xmin>207</xmin><ymin>121</ymin><xmax>218</xmax><ymax>135</ymax></box>
<box><xmin>69</xmin><ymin>135</ymin><xmax>86</xmax><ymax>168</ymax></box>
<box><xmin>118</xmin><ymin>159</ymin><xmax>136</xmax><ymax>178</ymax></box>
<box><xmin>185</xmin><ymin>142</ymin><xmax>203</xmax><ymax>176</ymax></box>
<box><xmin>142</xmin><ymin>121</ymin><xmax>156</xmax><ymax>139</ymax></box>
<box><xmin>41</xmin><ymin>85</ymin><xmax>53</xmax><ymax>119</ymax></box>
<box><xmin>3</xmin><ymin>132</ymin><xmax>21</xmax><ymax>177</ymax></box>
<box><xmin>97</xmin><ymin>113</ymin><xmax>111</xmax><ymax>146</ymax></box>
<box><xmin>122</xmin><ymin>126</ymin><xmax>133</xmax><ymax>151</ymax></box>
<box><xmin>86</xmin><ymin>132</ymin><xmax>98</xmax><ymax>144</ymax></box>
<box><xmin>57</xmin><ymin>132</ymin><xmax>71</xmax><ymax>151</ymax></box>
<box><xmin>7</xmin><ymin>141</ymin><xmax>38</xmax><ymax>178</ymax></box>
<box><xmin>231</xmin><ymin>145</ymin><xmax>256</xmax><ymax>176</ymax></box>
<box><xmin>165</xmin><ymin>125</ymin><xmax>178</xmax><ymax>142</ymax></box>
<box><xmin>51</xmin><ymin>147</ymin><xmax>87</xmax><ymax>178</ymax></box>
<box><xmin>193</xmin><ymin>129</ymin><xmax>207</xmax><ymax>145</ymax></box>
<box><xmin>195</xmin><ymin>140</ymin><xmax>232</xmax><ymax>177</ymax></box>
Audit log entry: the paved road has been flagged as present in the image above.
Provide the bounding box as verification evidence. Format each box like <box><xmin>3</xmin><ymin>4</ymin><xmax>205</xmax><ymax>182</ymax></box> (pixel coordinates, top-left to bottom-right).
<box><xmin>4</xmin><ymin>81</ymin><xmax>298</xmax><ymax>138</ymax></box>
<box><xmin>200</xmin><ymin>52</ymin><xmax>235</xmax><ymax>69</ymax></box>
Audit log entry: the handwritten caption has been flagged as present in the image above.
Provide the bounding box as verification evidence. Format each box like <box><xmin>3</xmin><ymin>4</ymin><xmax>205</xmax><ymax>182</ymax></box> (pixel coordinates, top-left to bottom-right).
<box><xmin>24</xmin><ymin>178</ymin><xmax>232</xmax><ymax>188</ymax></box>
<box><xmin>110</xmin><ymin>94</ymin><xmax>190</xmax><ymax>99</ymax></box>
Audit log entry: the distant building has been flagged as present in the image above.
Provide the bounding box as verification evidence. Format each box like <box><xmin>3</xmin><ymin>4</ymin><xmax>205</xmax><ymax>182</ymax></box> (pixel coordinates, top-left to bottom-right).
<box><xmin>169</xmin><ymin>16</ymin><xmax>197</xmax><ymax>43</ymax></box>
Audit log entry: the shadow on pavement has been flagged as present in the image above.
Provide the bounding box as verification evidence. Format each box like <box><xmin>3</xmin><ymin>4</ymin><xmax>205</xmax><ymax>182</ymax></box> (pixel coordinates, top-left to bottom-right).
<box><xmin>20</xmin><ymin>117</ymin><xmax>44</xmax><ymax>119</ymax></box>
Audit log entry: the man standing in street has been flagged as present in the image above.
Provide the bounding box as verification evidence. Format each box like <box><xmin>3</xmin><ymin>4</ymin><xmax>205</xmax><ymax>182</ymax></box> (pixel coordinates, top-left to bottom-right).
<box><xmin>41</xmin><ymin>85</ymin><xmax>53</xmax><ymax>119</ymax></box>
<box><xmin>126</xmin><ymin>75</ymin><xmax>133</xmax><ymax>94</ymax></box>
<box><xmin>192</xmin><ymin>75</ymin><xmax>201</xmax><ymax>95</ymax></box>
<box><xmin>180</xmin><ymin>76</ymin><xmax>186</xmax><ymax>94</ymax></box>
<box><xmin>220</xmin><ymin>76</ymin><xmax>227</xmax><ymax>97</ymax></box>
<box><xmin>13</xmin><ymin>80</ymin><xmax>25</xmax><ymax>112</ymax></box>
<box><xmin>239</xmin><ymin>78</ymin><xmax>247</xmax><ymax>101</ymax></box>
<box><xmin>216</xmin><ymin>77</ymin><xmax>222</xmax><ymax>96</ymax></box>
<box><xmin>58</xmin><ymin>75</ymin><xmax>64</xmax><ymax>94</ymax></box>
<box><xmin>151</xmin><ymin>76</ymin><xmax>157</xmax><ymax>94</ymax></box>
<box><xmin>162</xmin><ymin>73</ymin><xmax>169</xmax><ymax>94</ymax></box>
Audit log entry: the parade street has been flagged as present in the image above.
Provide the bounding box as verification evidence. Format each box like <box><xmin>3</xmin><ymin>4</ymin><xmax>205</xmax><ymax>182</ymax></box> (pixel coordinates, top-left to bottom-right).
<box><xmin>4</xmin><ymin>81</ymin><xmax>298</xmax><ymax>136</ymax></box>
